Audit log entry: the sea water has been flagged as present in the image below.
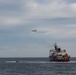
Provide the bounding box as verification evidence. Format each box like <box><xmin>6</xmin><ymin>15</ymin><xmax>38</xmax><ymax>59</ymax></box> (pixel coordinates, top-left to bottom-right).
<box><xmin>0</xmin><ymin>57</ymin><xmax>76</xmax><ymax>75</ymax></box>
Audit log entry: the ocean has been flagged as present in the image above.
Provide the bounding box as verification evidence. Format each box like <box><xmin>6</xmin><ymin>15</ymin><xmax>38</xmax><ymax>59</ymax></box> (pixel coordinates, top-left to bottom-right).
<box><xmin>0</xmin><ymin>57</ymin><xmax>76</xmax><ymax>75</ymax></box>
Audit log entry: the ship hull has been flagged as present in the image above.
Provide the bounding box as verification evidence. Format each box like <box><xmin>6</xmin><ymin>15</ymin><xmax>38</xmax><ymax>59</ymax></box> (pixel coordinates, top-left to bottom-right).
<box><xmin>49</xmin><ymin>56</ymin><xmax>70</xmax><ymax>62</ymax></box>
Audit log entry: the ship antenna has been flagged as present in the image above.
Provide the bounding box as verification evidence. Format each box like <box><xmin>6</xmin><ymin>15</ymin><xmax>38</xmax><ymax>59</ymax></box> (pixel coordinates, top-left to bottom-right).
<box><xmin>54</xmin><ymin>43</ymin><xmax>58</xmax><ymax>50</ymax></box>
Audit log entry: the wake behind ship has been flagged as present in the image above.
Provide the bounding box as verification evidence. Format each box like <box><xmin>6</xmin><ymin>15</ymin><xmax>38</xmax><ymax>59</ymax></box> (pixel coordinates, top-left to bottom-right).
<box><xmin>49</xmin><ymin>43</ymin><xmax>70</xmax><ymax>62</ymax></box>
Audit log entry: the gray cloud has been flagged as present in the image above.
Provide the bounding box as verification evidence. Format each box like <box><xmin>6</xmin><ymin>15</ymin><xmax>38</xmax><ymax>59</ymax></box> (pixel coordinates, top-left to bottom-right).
<box><xmin>0</xmin><ymin>0</ymin><xmax>76</xmax><ymax>26</ymax></box>
<box><xmin>0</xmin><ymin>0</ymin><xmax>76</xmax><ymax>57</ymax></box>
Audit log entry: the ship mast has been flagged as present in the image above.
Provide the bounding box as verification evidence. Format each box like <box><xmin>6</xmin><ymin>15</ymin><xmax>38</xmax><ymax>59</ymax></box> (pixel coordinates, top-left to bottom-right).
<box><xmin>54</xmin><ymin>43</ymin><xmax>58</xmax><ymax>50</ymax></box>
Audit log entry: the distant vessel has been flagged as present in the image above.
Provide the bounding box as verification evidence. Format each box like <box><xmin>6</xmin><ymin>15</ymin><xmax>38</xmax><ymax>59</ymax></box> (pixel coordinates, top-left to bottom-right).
<box><xmin>49</xmin><ymin>43</ymin><xmax>70</xmax><ymax>62</ymax></box>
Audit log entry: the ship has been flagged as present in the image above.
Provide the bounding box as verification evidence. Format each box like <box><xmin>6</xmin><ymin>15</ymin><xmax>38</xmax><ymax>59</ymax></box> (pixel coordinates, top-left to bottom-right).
<box><xmin>49</xmin><ymin>43</ymin><xmax>70</xmax><ymax>62</ymax></box>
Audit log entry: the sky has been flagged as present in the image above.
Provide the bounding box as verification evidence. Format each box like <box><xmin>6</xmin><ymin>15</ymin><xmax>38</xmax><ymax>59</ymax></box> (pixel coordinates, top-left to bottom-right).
<box><xmin>0</xmin><ymin>0</ymin><xmax>76</xmax><ymax>57</ymax></box>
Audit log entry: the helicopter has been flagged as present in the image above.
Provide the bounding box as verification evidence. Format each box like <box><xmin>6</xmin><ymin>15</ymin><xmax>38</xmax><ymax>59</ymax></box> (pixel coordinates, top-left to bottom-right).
<box><xmin>32</xmin><ymin>30</ymin><xmax>37</xmax><ymax>32</ymax></box>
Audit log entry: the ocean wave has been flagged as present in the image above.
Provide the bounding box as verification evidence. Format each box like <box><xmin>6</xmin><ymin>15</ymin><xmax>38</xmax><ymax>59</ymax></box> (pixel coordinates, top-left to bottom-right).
<box><xmin>5</xmin><ymin>60</ymin><xmax>76</xmax><ymax>64</ymax></box>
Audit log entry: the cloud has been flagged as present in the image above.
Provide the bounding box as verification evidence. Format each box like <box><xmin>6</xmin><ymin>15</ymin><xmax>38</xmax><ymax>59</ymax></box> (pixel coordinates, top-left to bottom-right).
<box><xmin>0</xmin><ymin>0</ymin><xmax>76</xmax><ymax>57</ymax></box>
<box><xmin>0</xmin><ymin>17</ymin><xmax>24</xmax><ymax>26</ymax></box>
<box><xmin>35</xmin><ymin>24</ymin><xmax>76</xmax><ymax>39</ymax></box>
<box><xmin>67</xmin><ymin>24</ymin><xmax>76</xmax><ymax>27</ymax></box>
<box><xmin>22</xmin><ymin>0</ymin><xmax>76</xmax><ymax>19</ymax></box>
<box><xmin>0</xmin><ymin>0</ymin><xmax>76</xmax><ymax>26</ymax></box>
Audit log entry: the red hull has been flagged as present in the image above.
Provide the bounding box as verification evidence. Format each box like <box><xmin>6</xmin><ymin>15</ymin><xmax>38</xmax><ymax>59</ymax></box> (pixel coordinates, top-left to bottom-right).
<box><xmin>49</xmin><ymin>56</ymin><xmax>70</xmax><ymax>62</ymax></box>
